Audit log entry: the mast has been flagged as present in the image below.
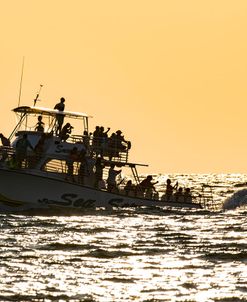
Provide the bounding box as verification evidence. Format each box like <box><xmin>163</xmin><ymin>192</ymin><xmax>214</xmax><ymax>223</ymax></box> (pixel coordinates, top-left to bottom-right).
<box><xmin>33</xmin><ymin>84</ymin><xmax>43</xmax><ymax>106</ymax></box>
<box><xmin>17</xmin><ymin>56</ymin><xmax>25</xmax><ymax>107</ymax></box>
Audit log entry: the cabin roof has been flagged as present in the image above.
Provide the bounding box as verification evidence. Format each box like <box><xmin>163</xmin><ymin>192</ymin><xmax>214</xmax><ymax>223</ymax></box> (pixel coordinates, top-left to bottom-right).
<box><xmin>12</xmin><ymin>106</ymin><xmax>91</xmax><ymax>119</ymax></box>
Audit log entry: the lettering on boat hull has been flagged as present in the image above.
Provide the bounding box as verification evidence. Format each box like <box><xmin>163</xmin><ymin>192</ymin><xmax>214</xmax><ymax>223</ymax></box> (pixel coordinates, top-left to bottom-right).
<box><xmin>38</xmin><ymin>193</ymin><xmax>96</xmax><ymax>208</ymax></box>
<box><xmin>109</xmin><ymin>198</ymin><xmax>139</xmax><ymax>207</ymax></box>
<box><xmin>38</xmin><ymin>194</ymin><xmax>145</xmax><ymax>208</ymax></box>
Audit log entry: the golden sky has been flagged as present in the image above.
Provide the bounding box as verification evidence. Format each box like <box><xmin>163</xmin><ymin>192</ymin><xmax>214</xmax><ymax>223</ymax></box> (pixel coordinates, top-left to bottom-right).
<box><xmin>1</xmin><ymin>0</ymin><xmax>247</xmax><ymax>173</ymax></box>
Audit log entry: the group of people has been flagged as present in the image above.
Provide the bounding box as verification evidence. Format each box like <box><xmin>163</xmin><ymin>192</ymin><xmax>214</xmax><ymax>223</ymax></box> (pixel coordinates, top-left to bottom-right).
<box><xmin>0</xmin><ymin>97</ymin><xmax>194</xmax><ymax>203</ymax></box>
<box><xmin>35</xmin><ymin>97</ymin><xmax>71</xmax><ymax>140</ymax></box>
<box><xmin>65</xmin><ymin>147</ymin><xmax>122</xmax><ymax>193</ymax></box>
<box><xmin>162</xmin><ymin>179</ymin><xmax>192</xmax><ymax>202</ymax></box>
<box><xmin>122</xmin><ymin>176</ymin><xmax>192</xmax><ymax>202</ymax></box>
<box><xmin>14</xmin><ymin>132</ymin><xmax>53</xmax><ymax>168</ymax></box>
<box><xmin>35</xmin><ymin>98</ymin><xmax>130</xmax><ymax>160</ymax></box>
<box><xmin>33</xmin><ymin>97</ymin><xmax>131</xmax><ymax>164</ymax></box>
<box><xmin>64</xmin><ymin>149</ymin><xmax>193</xmax><ymax>202</ymax></box>
<box><xmin>1</xmin><ymin>127</ymin><xmax>193</xmax><ymax>203</ymax></box>
<box><xmin>122</xmin><ymin>176</ymin><xmax>157</xmax><ymax>198</ymax></box>
<box><xmin>92</xmin><ymin>126</ymin><xmax>131</xmax><ymax>159</ymax></box>
<box><xmin>0</xmin><ymin>130</ymin><xmax>49</xmax><ymax>168</ymax></box>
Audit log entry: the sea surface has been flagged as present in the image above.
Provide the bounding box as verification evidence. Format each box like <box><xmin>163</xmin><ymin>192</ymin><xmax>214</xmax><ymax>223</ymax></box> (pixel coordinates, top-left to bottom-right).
<box><xmin>0</xmin><ymin>173</ymin><xmax>247</xmax><ymax>302</ymax></box>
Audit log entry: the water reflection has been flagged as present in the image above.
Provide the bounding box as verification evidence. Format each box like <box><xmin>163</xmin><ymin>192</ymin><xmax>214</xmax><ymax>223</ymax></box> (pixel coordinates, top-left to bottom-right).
<box><xmin>0</xmin><ymin>174</ymin><xmax>247</xmax><ymax>301</ymax></box>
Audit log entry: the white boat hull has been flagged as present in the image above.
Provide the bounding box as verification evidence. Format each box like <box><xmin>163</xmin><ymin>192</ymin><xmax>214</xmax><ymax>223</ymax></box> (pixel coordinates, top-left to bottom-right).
<box><xmin>0</xmin><ymin>169</ymin><xmax>202</xmax><ymax>213</ymax></box>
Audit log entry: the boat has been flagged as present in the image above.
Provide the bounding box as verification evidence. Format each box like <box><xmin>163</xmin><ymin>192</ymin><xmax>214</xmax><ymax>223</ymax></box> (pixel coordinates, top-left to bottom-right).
<box><xmin>0</xmin><ymin>103</ymin><xmax>206</xmax><ymax>214</ymax></box>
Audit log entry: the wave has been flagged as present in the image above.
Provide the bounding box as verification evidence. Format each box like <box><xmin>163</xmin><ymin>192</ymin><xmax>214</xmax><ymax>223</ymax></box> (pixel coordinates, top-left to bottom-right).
<box><xmin>223</xmin><ymin>189</ymin><xmax>247</xmax><ymax>210</ymax></box>
<box><xmin>202</xmin><ymin>251</ymin><xmax>247</xmax><ymax>262</ymax></box>
<box><xmin>0</xmin><ymin>294</ymin><xmax>96</xmax><ymax>302</ymax></box>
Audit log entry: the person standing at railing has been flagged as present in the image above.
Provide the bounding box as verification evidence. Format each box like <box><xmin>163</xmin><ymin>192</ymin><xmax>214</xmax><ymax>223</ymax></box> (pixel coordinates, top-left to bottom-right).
<box><xmin>54</xmin><ymin>97</ymin><xmax>65</xmax><ymax>135</ymax></box>
<box><xmin>82</xmin><ymin>130</ymin><xmax>91</xmax><ymax>152</ymax></box>
<box><xmin>0</xmin><ymin>133</ymin><xmax>11</xmax><ymax>162</ymax></box>
<box><xmin>94</xmin><ymin>156</ymin><xmax>105</xmax><ymax>189</ymax></box>
<box><xmin>139</xmin><ymin>175</ymin><xmax>158</xmax><ymax>198</ymax></box>
<box><xmin>174</xmin><ymin>187</ymin><xmax>183</xmax><ymax>202</ymax></box>
<box><xmin>78</xmin><ymin>149</ymin><xmax>88</xmax><ymax>185</ymax></box>
<box><xmin>184</xmin><ymin>188</ymin><xmax>192</xmax><ymax>203</ymax></box>
<box><xmin>124</xmin><ymin>180</ymin><xmax>136</xmax><ymax>196</ymax></box>
<box><xmin>108</xmin><ymin>133</ymin><xmax>117</xmax><ymax>160</ymax></box>
<box><xmin>28</xmin><ymin>133</ymin><xmax>46</xmax><ymax>168</ymax></box>
<box><xmin>107</xmin><ymin>130</ymin><xmax>131</xmax><ymax>161</ymax></box>
<box><xmin>165</xmin><ymin>179</ymin><xmax>178</xmax><ymax>201</ymax></box>
<box><xmin>92</xmin><ymin>126</ymin><xmax>100</xmax><ymax>156</ymax></box>
<box><xmin>98</xmin><ymin>126</ymin><xmax>110</xmax><ymax>157</ymax></box>
<box><xmin>65</xmin><ymin>146</ymin><xmax>78</xmax><ymax>182</ymax></box>
<box><xmin>115</xmin><ymin>130</ymin><xmax>127</xmax><ymax>151</ymax></box>
<box><xmin>0</xmin><ymin>133</ymin><xmax>10</xmax><ymax>147</ymax></box>
<box><xmin>107</xmin><ymin>164</ymin><xmax>122</xmax><ymax>192</ymax></box>
<box><xmin>15</xmin><ymin>134</ymin><xmax>34</xmax><ymax>168</ymax></box>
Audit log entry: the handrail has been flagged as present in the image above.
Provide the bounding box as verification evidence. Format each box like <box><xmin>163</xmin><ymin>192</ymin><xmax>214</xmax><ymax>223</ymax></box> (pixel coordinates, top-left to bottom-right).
<box><xmin>0</xmin><ymin>147</ymin><xmax>210</xmax><ymax>208</ymax></box>
<box><xmin>67</xmin><ymin>135</ymin><xmax>131</xmax><ymax>163</ymax></box>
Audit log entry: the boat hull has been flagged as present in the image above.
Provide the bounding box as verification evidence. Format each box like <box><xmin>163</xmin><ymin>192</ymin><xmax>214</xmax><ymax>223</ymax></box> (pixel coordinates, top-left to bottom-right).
<box><xmin>0</xmin><ymin>169</ymin><xmax>202</xmax><ymax>213</ymax></box>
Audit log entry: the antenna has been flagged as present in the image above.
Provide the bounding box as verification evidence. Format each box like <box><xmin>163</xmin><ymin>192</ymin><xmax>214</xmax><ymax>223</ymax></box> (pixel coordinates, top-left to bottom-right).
<box><xmin>18</xmin><ymin>56</ymin><xmax>25</xmax><ymax>107</ymax></box>
<box><xmin>33</xmin><ymin>84</ymin><xmax>43</xmax><ymax>106</ymax></box>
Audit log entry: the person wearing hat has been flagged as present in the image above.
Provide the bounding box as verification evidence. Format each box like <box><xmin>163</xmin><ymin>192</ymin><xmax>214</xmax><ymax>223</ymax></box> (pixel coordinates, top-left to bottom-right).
<box><xmin>54</xmin><ymin>97</ymin><xmax>65</xmax><ymax>135</ymax></box>
<box><xmin>115</xmin><ymin>130</ymin><xmax>128</xmax><ymax>151</ymax></box>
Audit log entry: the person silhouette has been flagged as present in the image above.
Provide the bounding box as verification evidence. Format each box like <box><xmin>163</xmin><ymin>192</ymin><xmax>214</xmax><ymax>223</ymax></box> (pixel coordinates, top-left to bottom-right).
<box><xmin>0</xmin><ymin>133</ymin><xmax>10</xmax><ymax>147</ymax></box>
<box><xmin>139</xmin><ymin>175</ymin><xmax>158</xmax><ymax>197</ymax></box>
<box><xmin>107</xmin><ymin>164</ymin><xmax>121</xmax><ymax>192</ymax></box>
<box><xmin>60</xmin><ymin>123</ymin><xmax>73</xmax><ymax>141</ymax></box>
<box><xmin>15</xmin><ymin>134</ymin><xmax>34</xmax><ymax>168</ymax></box>
<box><xmin>165</xmin><ymin>179</ymin><xmax>178</xmax><ymax>201</ymax></box>
<box><xmin>94</xmin><ymin>157</ymin><xmax>105</xmax><ymax>189</ymax></box>
<box><xmin>124</xmin><ymin>180</ymin><xmax>135</xmax><ymax>196</ymax></box>
<box><xmin>35</xmin><ymin>116</ymin><xmax>45</xmax><ymax>132</ymax></box>
<box><xmin>65</xmin><ymin>146</ymin><xmax>78</xmax><ymax>182</ymax></box>
<box><xmin>54</xmin><ymin>97</ymin><xmax>65</xmax><ymax>135</ymax></box>
<box><xmin>0</xmin><ymin>133</ymin><xmax>10</xmax><ymax>162</ymax></box>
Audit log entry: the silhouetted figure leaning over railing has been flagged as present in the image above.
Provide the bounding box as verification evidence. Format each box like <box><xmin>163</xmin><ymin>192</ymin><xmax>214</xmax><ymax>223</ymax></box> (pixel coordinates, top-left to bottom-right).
<box><xmin>60</xmin><ymin>123</ymin><xmax>73</xmax><ymax>141</ymax></box>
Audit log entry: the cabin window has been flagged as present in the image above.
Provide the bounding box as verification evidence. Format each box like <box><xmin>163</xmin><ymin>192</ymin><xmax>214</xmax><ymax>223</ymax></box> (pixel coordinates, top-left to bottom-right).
<box><xmin>42</xmin><ymin>158</ymin><xmax>80</xmax><ymax>175</ymax></box>
<box><xmin>42</xmin><ymin>159</ymin><xmax>68</xmax><ymax>174</ymax></box>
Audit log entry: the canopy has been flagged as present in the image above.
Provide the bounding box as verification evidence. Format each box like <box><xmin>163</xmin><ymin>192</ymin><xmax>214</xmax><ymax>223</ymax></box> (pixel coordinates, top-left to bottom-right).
<box><xmin>12</xmin><ymin>106</ymin><xmax>91</xmax><ymax>119</ymax></box>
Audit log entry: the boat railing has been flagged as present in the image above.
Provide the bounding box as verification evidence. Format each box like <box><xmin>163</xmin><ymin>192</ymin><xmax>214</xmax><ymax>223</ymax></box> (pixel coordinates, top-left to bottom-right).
<box><xmin>0</xmin><ymin>147</ymin><xmax>212</xmax><ymax>208</ymax></box>
<box><xmin>67</xmin><ymin>135</ymin><xmax>131</xmax><ymax>163</ymax></box>
<box><xmin>12</xmin><ymin>129</ymin><xmax>131</xmax><ymax>163</ymax></box>
<box><xmin>0</xmin><ymin>148</ymin><xmax>159</xmax><ymax>200</ymax></box>
<box><xmin>198</xmin><ymin>184</ymin><xmax>217</xmax><ymax>211</ymax></box>
<box><xmin>0</xmin><ymin>146</ymin><xmax>15</xmax><ymax>163</ymax></box>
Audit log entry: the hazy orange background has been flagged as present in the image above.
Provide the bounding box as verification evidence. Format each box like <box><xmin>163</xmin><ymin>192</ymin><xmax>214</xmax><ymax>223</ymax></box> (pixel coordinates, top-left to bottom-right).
<box><xmin>1</xmin><ymin>0</ymin><xmax>247</xmax><ymax>173</ymax></box>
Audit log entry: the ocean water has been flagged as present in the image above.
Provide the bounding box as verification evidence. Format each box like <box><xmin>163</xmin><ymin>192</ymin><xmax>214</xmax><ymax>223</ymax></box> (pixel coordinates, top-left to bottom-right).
<box><xmin>0</xmin><ymin>173</ymin><xmax>247</xmax><ymax>302</ymax></box>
